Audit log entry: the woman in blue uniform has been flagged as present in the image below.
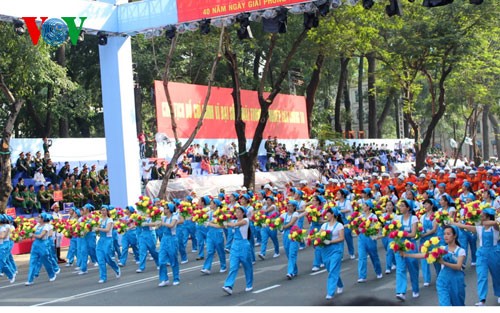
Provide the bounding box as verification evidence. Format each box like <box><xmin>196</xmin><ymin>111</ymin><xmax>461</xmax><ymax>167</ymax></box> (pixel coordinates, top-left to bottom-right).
<box><xmin>337</xmin><ymin>189</ymin><xmax>355</xmax><ymax>259</ymax></box>
<box><xmin>258</xmin><ymin>196</ymin><xmax>280</xmax><ymax>260</ymax></box>
<box><xmin>381</xmin><ymin>199</ymin><xmax>397</xmax><ymax>274</ymax></box>
<box><xmin>195</xmin><ymin>196</ymin><xmax>210</xmax><ymax>260</ymax></box>
<box><xmin>356</xmin><ymin>199</ymin><xmax>383</xmax><ymax>283</ymax></box>
<box><xmin>95</xmin><ymin>205</ymin><xmax>121</xmax><ymax>283</ymax></box>
<box><xmin>221</xmin><ymin>206</ymin><xmax>253</xmax><ymax>295</ymax></box>
<box><xmin>321</xmin><ymin>207</ymin><xmax>345</xmax><ymax>300</ymax></box>
<box><xmin>458</xmin><ymin>183</ymin><xmax>478</xmax><ymax>267</ymax></box>
<box><xmin>65</xmin><ymin>207</ymin><xmax>80</xmax><ymax>267</ymax></box>
<box><xmin>394</xmin><ymin>199</ymin><xmax>420</xmax><ymax>301</ymax></box>
<box><xmin>310</xmin><ymin>195</ymin><xmax>326</xmax><ymax>272</ymax></box>
<box><xmin>281</xmin><ymin>200</ymin><xmax>300</xmax><ymax>279</ymax></box>
<box><xmin>0</xmin><ymin>215</ymin><xmax>16</xmax><ymax>283</ymax></box>
<box><xmin>420</xmin><ymin>199</ymin><xmax>440</xmax><ymax>286</ymax></box>
<box><xmin>402</xmin><ymin>225</ymin><xmax>466</xmax><ymax>306</ymax></box>
<box><xmin>158</xmin><ymin>203</ymin><xmax>180</xmax><ymax>287</ymax></box>
<box><xmin>25</xmin><ymin>213</ymin><xmax>56</xmax><ymax>285</ymax></box>
<box><xmin>136</xmin><ymin>212</ymin><xmax>159</xmax><ymax>273</ymax></box>
<box><xmin>118</xmin><ymin>206</ymin><xmax>139</xmax><ymax>267</ymax></box>
<box><xmin>182</xmin><ymin>195</ymin><xmax>198</xmax><ymax>254</ymax></box>
<box><xmin>201</xmin><ymin>199</ymin><xmax>227</xmax><ymax>274</ymax></box>
<box><xmin>452</xmin><ymin>208</ymin><xmax>500</xmax><ymax>306</ymax></box>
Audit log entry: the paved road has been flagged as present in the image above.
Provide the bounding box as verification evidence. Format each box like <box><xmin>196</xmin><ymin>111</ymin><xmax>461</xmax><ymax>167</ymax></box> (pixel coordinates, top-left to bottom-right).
<box><xmin>1</xmin><ymin>236</ymin><xmax>498</xmax><ymax>307</ymax></box>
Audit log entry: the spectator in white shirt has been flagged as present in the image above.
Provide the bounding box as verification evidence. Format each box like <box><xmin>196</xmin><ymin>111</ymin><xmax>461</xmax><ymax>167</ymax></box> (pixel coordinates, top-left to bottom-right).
<box><xmin>33</xmin><ymin>167</ymin><xmax>47</xmax><ymax>187</ymax></box>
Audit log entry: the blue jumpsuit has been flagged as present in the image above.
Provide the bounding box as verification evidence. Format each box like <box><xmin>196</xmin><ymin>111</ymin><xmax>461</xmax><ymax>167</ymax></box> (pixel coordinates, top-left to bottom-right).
<box><xmin>395</xmin><ymin>215</ymin><xmax>420</xmax><ymax>296</ymax></box>
<box><xmin>195</xmin><ymin>219</ymin><xmax>208</xmax><ymax>259</ymax></box>
<box><xmin>137</xmin><ymin>218</ymin><xmax>159</xmax><ymax>271</ymax></box>
<box><xmin>420</xmin><ymin>213</ymin><xmax>440</xmax><ymax>284</ymax></box>
<box><xmin>66</xmin><ymin>218</ymin><xmax>78</xmax><ymax>266</ymax></box>
<box><xmin>458</xmin><ymin>208</ymin><xmax>477</xmax><ymax>266</ymax></box>
<box><xmin>223</xmin><ymin>218</ymin><xmax>253</xmax><ymax>290</ymax></box>
<box><xmin>6</xmin><ymin>226</ymin><xmax>17</xmax><ymax>275</ymax></box>
<box><xmin>382</xmin><ymin>234</ymin><xmax>396</xmax><ymax>272</ymax></box>
<box><xmin>282</xmin><ymin>212</ymin><xmax>299</xmax><ymax>277</ymax></box>
<box><xmin>338</xmin><ymin>199</ymin><xmax>355</xmax><ymax>257</ymax></box>
<box><xmin>436</xmin><ymin>246</ymin><xmax>466</xmax><ymax>306</ymax></box>
<box><xmin>182</xmin><ymin>218</ymin><xmax>198</xmax><ymax>253</ymax></box>
<box><xmin>111</xmin><ymin>228</ymin><xmax>121</xmax><ymax>259</ymax></box>
<box><xmin>320</xmin><ymin>222</ymin><xmax>344</xmax><ymax>298</ymax></box>
<box><xmin>96</xmin><ymin>217</ymin><xmax>120</xmax><ymax>282</ymax></box>
<box><xmin>475</xmin><ymin>226</ymin><xmax>500</xmax><ymax>302</ymax></box>
<box><xmin>224</xmin><ymin>203</ymin><xmax>237</xmax><ymax>251</ymax></box>
<box><xmin>296</xmin><ymin>200</ymin><xmax>306</xmax><ymax>249</ymax></box>
<box><xmin>202</xmin><ymin>211</ymin><xmax>227</xmax><ymax>272</ymax></box>
<box><xmin>158</xmin><ymin>215</ymin><xmax>180</xmax><ymax>284</ymax></box>
<box><xmin>357</xmin><ymin>212</ymin><xmax>382</xmax><ymax>280</ymax></box>
<box><xmin>0</xmin><ymin>225</ymin><xmax>15</xmax><ymax>281</ymax></box>
<box><xmin>27</xmin><ymin>224</ymin><xmax>55</xmax><ymax>283</ymax></box>
<box><xmin>259</xmin><ymin>206</ymin><xmax>280</xmax><ymax>257</ymax></box>
<box><xmin>310</xmin><ymin>218</ymin><xmax>323</xmax><ymax>269</ymax></box>
<box><xmin>176</xmin><ymin>216</ymin><xmax>188</xmax><ymax>263</ymax></box>
<box><xmin>119</xmin><ymin>216</ymin><xmax>139</xmax><ymax>265</ymax></box>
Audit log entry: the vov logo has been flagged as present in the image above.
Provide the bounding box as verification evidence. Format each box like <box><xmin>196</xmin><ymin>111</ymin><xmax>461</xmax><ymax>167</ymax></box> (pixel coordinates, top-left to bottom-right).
<box><xmin>20</xmin><ymin>17</ymin><xmax>87</xmax><ymax>46</ymax></box>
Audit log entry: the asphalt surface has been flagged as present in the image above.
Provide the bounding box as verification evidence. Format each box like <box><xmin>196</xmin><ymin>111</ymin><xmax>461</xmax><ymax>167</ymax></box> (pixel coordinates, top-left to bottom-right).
<box><xmin>1</xmin><ymin>235</ymin><xmax>498</xmax><ymax>307</ymax></box>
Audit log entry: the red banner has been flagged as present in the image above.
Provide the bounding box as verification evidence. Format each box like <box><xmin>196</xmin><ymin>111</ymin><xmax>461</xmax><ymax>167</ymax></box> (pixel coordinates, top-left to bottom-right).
<box><xmin>6</xmin><ymin>208</ymin><xmax>16</xmax><ymax>218</ymax></box>
<box><xmin>176</xmin><ymin>0</ymin><xmax>309</xmax><ymax>23</ymax></box>
<box><xmin>53</xmin><ymin>190</ymin><xmax>63</xmax><ymax>202</ymax></box>
<box><xmin>155</xmin><ymin>81</ymin><xmax>309</xmax><ymax>139</ymax></box>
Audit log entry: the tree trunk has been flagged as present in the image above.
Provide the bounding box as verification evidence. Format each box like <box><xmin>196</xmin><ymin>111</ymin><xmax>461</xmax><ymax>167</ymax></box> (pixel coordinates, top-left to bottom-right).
<box><xmin>454</xmin><ymin>108</ymin><xmax>474</xmax><ymax>166</ymax></box>
<box><xmin>59</xmin><ymin>117</ymin><xmax>69</xmax><ymax>138</ymax></box>
<box><xmin>358</xmin><ymin>56</ymin><xmax>364</xmax><ymax>132</ymax></box>
<box><xmin>367</xmin><ymin>52</ymin><xmax>377</xmax><ymax>138</ymax></box>
<box><xmin>482</xmin><ymin>104</ymin><xmax>490</xmax><ymax>160</ymax></box>
<box><xmin>344</xmin><ymin>71</ymin><xmax>352</xmax><ymax>133</ymax></box>
<box><xmin>305</xmin><ymin>53</ymin><xmax>325</xmax><ymax>137</ymax></box>
<box><xmin>334</xmin><ymin>57</ymin><xmax>349</xmax><ymax>134</ymax></box>
<box><xmin>158</xmin><ymin>28</ymin><xmax>225</xmax><ymax>199</ymax></box>
<box><xmin>377</xmin><ymin>88</ymin><xmax>394</xmax><ymax>138</ymax></box>
<box><xmin>135</xmin><ymin>83</ymin><xmax>143</xmax><ymax>135</ymax></box>
<box><xmin>0</xmin><ymin>74</ymin><xmax>24</xmax><ymax>212</ymax></box>
<box><xmin>253</xmin><ymin>49</ymin><xmax>262</xmax><ymax>90</ymax></box>
<box><xmin>488</xmin><ymin>111</ymin><xmax>500</xmax><ymax>158</ymax></box>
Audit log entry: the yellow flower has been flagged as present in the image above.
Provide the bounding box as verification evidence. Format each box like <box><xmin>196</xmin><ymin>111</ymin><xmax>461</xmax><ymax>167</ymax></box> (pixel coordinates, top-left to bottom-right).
<box><xmin>398</xmin><ymin>231</ymin><xmax>404</xmax><ymax>238</ymax></box>
<box><xmin>320</xmin><ymin>231</ymin><xmax>326</xmax><ymax>237</ymax></box>
<box><xmin>431</xmin><ymin>237</ymin><xmax>440</xmax><ymax>245</ymax></box>
<box><xmin>421</xmin><ymin>246</ymin><xmax>428</xmax><ymax>253</ymax></box>
<box><xmin>424</xmin><ymin>241</ymin><xmax>431</xmax><ymax>248</ymax></box>
<box><xmin>389</xmin><ymin>224</ymin><xmax>394</xmax><ymax>230</ymax></box>
<box><xmin>427</xmin><ymin>256</ymin><xmax>436</xmax><ymax>264</ymax></box>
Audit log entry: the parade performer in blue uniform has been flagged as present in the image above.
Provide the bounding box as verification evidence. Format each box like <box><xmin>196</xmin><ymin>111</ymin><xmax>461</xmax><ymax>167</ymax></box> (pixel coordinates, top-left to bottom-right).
<box><xmin>0</xmin><ymin>214</ymin><xmax>16</xmax><ymax>283</ymax></box>
<box><xmin>95</xmin><ymin>205</ymin><xmax>120</xmax><ymax>283</ymax></box>
<box><xmin>321</xmin><ymin>207</ymin><xmax>345</xmax><ymax>300</ymax></box>
<box><xmin>195</xmin><ymin>196</ymin><xmax>210</xmax><ymax>260</ymax></box>
<box><xmin>337</xmin><ymin>189</ymin><xmax>355</xmax><ymax>259</ymax></box>
<box><xmin>118</xmin><ymin>206</ymin><xmax>139</xmax><ymax>267</ymax></box>
<box><xmin>356</xmin><ymin>199</ymin><xmax>383</xmax><ymax>283</ymax></box>
<box><xmin>221</xmin><ymin>206</ymin><xmax>253</xmax><ymax>295</ymax></box>
<box><xmin>281</xmin><ymin>200</ymin><xmax>300</xmax><ymax>279</ymax></box>
<box><xmin>258</xmin><ymin>196</ymin><xmax>280</xmax><ymax>260</ymax></box>
<box><xmin>310</xmin><ymin>195</ymin><xmax>326</xmax><ymax>272</ymax></box>
<box><xmin>172</xmin><ymin>198</ymin><xmax>188</xmax><ymax>265</ymax></box>
<box><xmin>25</xmin><ymin>213</ymin><xmax>56</xmax><ymax>285</ymax></box>
<box><xmin>65</xmin><ymin>207</ymin><xmax>80</xmax><ymax>267</ymax></box>
<box><xmin>182</xmin><ymin>195</ymin><xmax>198</xmax><ymax>254</ymax></box>
<box><xmin>136</xmin><ymin>213</ymin><xmax>159</xmax><ymax>273</ymax></box>
<box><xmin>201</xmin><ymin>199</ymin><xmax>227</xmax><ymax>274</ymax></box>
<box><xmin>158</xmin><ymin>203</ymin><xmax>180</xmax><ymax>287</ymax></box>
<box><xmin>420</xmin><ymin>199</ymin><xmax>440</xmax><ymax>286</ymax></box>
<box><xmin>381</xmin><ymin>199</ymin><xmax>397</xmax><ymax>274</ymax></box>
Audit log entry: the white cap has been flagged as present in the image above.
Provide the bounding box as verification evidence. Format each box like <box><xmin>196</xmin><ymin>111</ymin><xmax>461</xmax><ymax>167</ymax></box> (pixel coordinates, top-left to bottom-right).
<box><xmin>408</xmin><ymin>170</ymin><xmax>415</xmax><ymax>174</ymax></box>
<box><xmin>394</xmin><ymin>170</ymin><xmax>401</xmax><ymax>174</ymax></box>
<box><xmin>346</xmin><ymin>178</ymin><xmax>353</xmax><ymax>184</ymax></box>
<box><xmin>487</xmin><ymin>169</ymin><xmax>493</xmax><ymax>174</ymax></box>
<box><xmin>465</xmin><ymin>166</ymin><xmax>472</xmax><ymax>171</ymax></box>
<box><xmin>328</xmin><ymin>178</ymin><xmax>335</xmax><ymax>183</ymax></box>
<box><xmin>356</xmin><ymin>176</ymin><xmax>363</xmax><ymax>181</ymax></box>
<box><xmin>241</xmin><ymin>186</ymin><xmax>248</xmax><ymax>191</ymax></box>
<box><xmin>372</xmin><ymin>173</ymin><xmax>378</xmax><ymax>177</ymax></box>
<box><xmin>439</xmin><ymin>170</ymin><xmax>445</xmax><ymax>174</ymax></box>
<box><xmin>332</xmin><ymin>179</ymin><xmax>339</xmax><ymax>183</ymax></box>
<box><xmin>398</xmin><ymin>175</ymin><xmax>405</xmax><ymax>180</ymax></box>
<box><xmin>339</xmin><ymin>179</ymin><xmax>345</xmax><ymax>183</ymax></box>
<box><xmin>469</xmin><ymin>170</ymin><xmax>477</xmax><ymax>175</ymax></box>
<box><xmin>478</xmin><ymin>164</ymin><xmax>485</xmax><ymax>167</ymax></box>
<box><xmin>272</xmin><ymin>186</ymin><xmax>279</xmax><ymax>190</ymax></box>
<box><xmin>421</xmin><ymin>168</ymin><xmax>428</xmax><ymax>172</ymax></box>
<box><xmin>470</xmin><ymin>161</ymin><xmax>475</xmax><ymax>165</ymax></box>
<box><xmin>299</xmin><ymin>180</ymin><xmax>308</xmax><ymax>185</ymax></box>
<box><xmin>452</xmin><ymin>166</ymin><xmax>457</xmax><ymax>170</ymax></box>
<box><xmin>419</xmin><ymin>174</ymin><xmax>426</xmax><ymax>178</ymax></box>
<box><xmin>382</xmin><ymin>173</ymin><xmax>390</xmax><ymax>177</ymax></box>
<box><xmin>444</xmin><ymin>166</ymin><xmax>451</xmax><ymax>171</ymax></box>
<box><xmin>264</xmin><ymin>184</ymin><xmax>272</xmax><ymax>189</ymax></box>
<box><xmin>434</xmin><ymin>166</ymin><xmax>440</xmax><ymax>170</ymax></box>
<box><xmin>449</xmin><ymin>173</ymin><xmax>457</xmax><ymax>178</ymax></box>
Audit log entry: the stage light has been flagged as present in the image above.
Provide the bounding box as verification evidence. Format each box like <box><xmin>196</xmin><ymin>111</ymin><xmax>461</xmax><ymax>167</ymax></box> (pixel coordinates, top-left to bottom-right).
<box><xmin>303</xmin><ymin>12</ymin><xmax>319</xmax><ymax>30</ymax></box>
<box><xmin>386</xmin><ymin>0</ymin><xmax>403</xmax><ymax>17</ymax></box>
<box><xmin>97</xmin><ymin>32</ymin><xmax>107</xmax><ymax>45</ymax></box>
<box><xmin>422</xmin><ymin>0</ymin><xmax>454</xmax><ymax>7</ymax></box>
<box><xmin>200</xmin><ymin>19</ymin><xmax>211</xmax><ymax>35</ymax></box>
<box><xmin>165</xmin><ymin>25</ymin><xmax>176</xmax><ymax>41</ymax></box>
<box><xmin>13</xmin><ymin>19</ymin><xmax>25</xmax><ymax>35</ymax></box>
<box><xmin>363</xmin><ymin>0</ymin><xmax>375</xmax><ymax>9</ymax></box>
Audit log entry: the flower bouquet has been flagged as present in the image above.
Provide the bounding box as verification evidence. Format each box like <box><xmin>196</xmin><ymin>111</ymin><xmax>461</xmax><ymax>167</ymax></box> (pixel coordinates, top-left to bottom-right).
<box><xmin>348</xmin><ymin>212</ymin><xmax>382</xmax><ymax>238</ymax></box>
<box><xmin>212</xmin><ymin>208</ymin><xmax>231</xmax><ymax>226</ymax></box>
<box><xmin>434</xmin><ymin>210</ymin><xmax>451</xmax><ymax>227</ymax></box>
<box><xmin>382</xmin><ymin>218</ymin><xmax>402</xmax><ymax>237</ymax></box>
<box><xmin>15</xmin><ymin>217</ymin><xmax>37</xmax><ymax>240</ymax></box>
<box><xmin>114</xmin><ymin>220</ymin><xmax>128</xmax><ymax>234</ymax></box>
<box><xmin>129</xmin><ymin>213</ymin><xmax>145</xmax><ymax>227</ymax></box>
<box><xmin>253</xmin><ymin>201</ymin><xmax>263</xmax><ymax>211</ymax></box>
<box><xmin>191</xmin><ymin>208</ymin><xmax>210</xmax><ymax>226</ymax></box>
<box><xmin>415</xmin><ymin>207</ymin><xmax>427</xmax><ymax>220</ymax></box>
<box><xmin>460</xmin><ymin>200</ymin><xmax>482</xmax><ymax>225</ymax></box>
<box><xmin>420</xmin><ymin>236</ymin><xmax>447</xmax><ymax>264</ymax></box>
<box><xmin>388</xmin><ymin>230</ymin><xmax>416</xmax><ymax>253</ymax></box>
<box><xmin>288</xmin><ymin>225</ymin><xmax>307</xmax><ymax>243</ymax></box>
<box><xmin>135</xmin><ymin>195</ymin><xmax>153</xmax><ymax>214</ymax></box>
<box><xmin>109</xmin><ymin>207</ymin><xmax>124</xmax><ymax>221</ymax></box>
<box><xmin>305</xmin><ymin>205</ymin><xmax>322</xmax><ymax>224</ymax></box>
<box><xmin>324</xmin><ymin>190</ymin><xmax>336</xmax><ymax>201</ymax></box>
<box><xmin>266</xmin><ymin>212</ymin><xmax>284</xmax><ymax>231</ymax></box>
<box><xmin>414</xmin><ymin>222</ymin><xmax>424</xmax><ymax>240</ymax></box>
<box><xmin>147</xmin><ymin>206</ymin><xmax>163</xmax><ymax>223</ymax></box>
<box><xmin>306</xmin><ymin>228</ymin><xmax>332</xmax><ymax>248</ymax></box>
<box><xmin>10</xmin><ymin>228</ymin><xmax>23</xmax><ymax>242</ymax></box>
<box><xmin>178</xmin><ymin>201</ymin><xmax>195</xmax><ymax>219</ymax></box>
<box><xmin>251</xmin><ymin>210</ymin><xmax>267</xmax><ymax>228</ymax></box>
<box><xmin>62</xmin><ymin>219</ymin><xmax>78</xmax><ymax>238</ymax></box>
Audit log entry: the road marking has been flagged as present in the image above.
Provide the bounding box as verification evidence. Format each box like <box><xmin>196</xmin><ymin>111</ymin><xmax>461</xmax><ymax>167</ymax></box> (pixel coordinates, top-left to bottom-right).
<box><xmin>310</xmin><ymin>269</ymin><xmax>327</xmax><ymax>276</ymax></box>
<box><xmin>372</xmin><ymin>280</ymin><xmax>395</xmax><ymax>292</ymax></box>
<box><xmin>252</xmin><ymin>284</ymin><xmax>280</xmax><ymax>294</ymax></box>
<box><xmin>237</xmin><ymin>299</ymin><xmax>256</xmax><ymax>306</ymax></box>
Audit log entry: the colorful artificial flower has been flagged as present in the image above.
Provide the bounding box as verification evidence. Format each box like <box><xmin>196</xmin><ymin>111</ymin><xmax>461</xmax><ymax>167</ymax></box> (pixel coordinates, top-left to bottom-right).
<box><xmin>288</xmin><ymin>225</ymin><xmax>307</xmax><ymax>243</ymax></box>
<box><xmin>191</xmin><ymin>207</ymin><xmax>210</xmax><ymax>225</ymax></box>
<box><xmin>388</xmin><ymin>230</ymin><xmax>415</xmax><ymax>253</ymax></box>
<box><xmin>178</xmin><ymin>201</ymin><xmax>194</xmax><ymax>219</ymax></box>
<box><xmin>420</xmin><ymin>236</ymin><xmax>447</xmax><ymax>264</ymax></box>
<box><xmin>212</xmin><ymin>208</ymin><xmax>231</xmax><ymax>226</ymax></box>
<box><xmin>381</xmin><ymin>215</ymin><xmax>402</xmax><ymax>237</ymax></box>
<box><xmin>135</xmin><ymin>195</ymin><xmax>153</xmax><ymax>214</ymax></box>
<box><xmin>434</xmin><ymin>210</ymin><xmax>451</xmax><ymax>227</ymax></box>
<box><xmin>251</xmin><ymin>210</ymin><xmax>267</xmax><ymax>228</ymax></box>
<box><xmin>306</xmin><ymin>227</ymin><xmax>332</xmax><ymax>248</ymax></box>
<box><xmin>114</xmin><ymin>220</ymin><xmax>128</xmax><ymax>234</ymax></box>
<box><xmin>305</xmin><ymin>205</ymin><xmax>322</xmax><ymax>224</ymax></box>
<box><xmin>459</xmin><ymin>200</ymin><xmax>482</xmax><ymax>225</ymax></box>
<box><xmin>348</xmin><ymin>212</ymin><xmax>382</xmax><ymax>237</ymax></box>
<box><xmin>129</xmin><ymin>213</ymin><xmax>145</xmax><ymax>227</ymax></box>
<box><xmin>147</xmin><ymin>206</ymin><xmax>162</xmax><ymax>222</ymax></box>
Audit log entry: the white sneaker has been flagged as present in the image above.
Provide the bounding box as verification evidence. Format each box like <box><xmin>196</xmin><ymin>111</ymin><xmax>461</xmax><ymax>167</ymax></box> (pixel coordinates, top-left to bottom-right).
<box><xmin>258</xmin><ymin>254</ymin><xmax>265</xmax><ymax>260</ymax></box>
<box><xmin>423</xmin><ymin>282</ymin><xmax>430</xmax><ymax>287</ymax></box>
<box><xmin>181</xmin><ymin>260</ymin><xmax>188</xmax><ymax>264</ymax></box>
<box><xmin>94</xmin><ymin>263</ymin><xmax>98</xmax><ymax>267</ymax></box>
<box><xmin>0</xmin><ymin>273</ymin><xmax>3</xmax><ymax>276</ymax></box>
<box><xmin>156</xmin><ymin>266</ymin><xmax>160</xmax><ymax>270</ymax></box>
<box><xmin>325</xmin><ymin>295</ymin><xmax>333</xmax><ymax>300</ymax></box>
<box><xmin>55</xmin><ymin>269</ymin><xmax>61</xmax><ymax>275</ymax></box>
<box><xmin>77</xmin><ymin>271</ymin><xmax>88</xmax><ymax>275</ymax></box>
<box><xmin>200</xmin><ymin>269</ymin><xmax>211</xmax><ymax>275</ymax></box>
<box><xmin>98</xmin><ymin>280</ymin><xmax>105</xmax><ymax>284</ymax></box>
<box><xmin>337</xmin><ymin>287</ymin><xmax>343</xmax><ymax>294</ymax></box>
<box><xmin>135</xmin><ymin>261</ymin><xmax>140</xmax><ymax>264</ymax></box>
<box><xmin>75</xmin><ymin>267</ymin><xmax>81</xmax><ymax>271</ymax></box>
<box><xmin>136</xmin><ymin>269</ymin><xmax>143</xmax><ymax>273</ymax></box>
<box><xmin>412</xmin><ymin>292</ymin><xmax>420</xmax><ymax>298</ymax></box>
<box><xmin>173</xmin><ymin>281</ymin><xmax>180</xmax><ymax>286</ymax></box>
<box><xmin>350</xmin><ymin>255</ymin><xmax>356</xmax><ymax>260</ymax></box>
<box><xmin>118</xmin><ymin>263</ymin><xmax>124</xmax><ymax>267</ymax></box>
<box><xmin>219</xmin><ymin>268</ymin><xmax>227</xmax><ymax>273</ymax></box>
<box><xmin>49</xmin><ymin>276</ymin><xmax>56</xmax><ymax>282</ymax></box>
<box><xmin>273</xmin><ymin>253</ymin><xmax>280</xmax><ymax>258</ymax></box>
<box><xmin>475</xmin><ymin>301</ymin><xmax>485</xmax><ymax>306</ymax></box>
<box><xmin>224</xmin><ymin>248</ymin><xmax>230</xmax><ymax>253</ymax></box>
<box><xmin>497</xmin><ymin>297</ymin><xmax>500</xmax><ymax>304</ymax></box>
<box><xmin>471</xmin><ymin>262</ymin><xmax>476</xmax><ymax>267</ymax></box>
<box><xmin>311</xmin><ymin>267</ymin><xmax>320</xmax><ymax>272</ymax></box>
<box><xmin>385</xmin><ymin>269</ymin><xmax>391</xmax><ymax>274</ymax></box>
<box><xmin>299</xmin><ymin>247</ymin><xmax>304</xmax><ymax>250</ymax></box>
<box><xmin>320</xmin><ymin>264</ymin><xmax>325</xmax><ymax>268</ymax></box>
<box><xmin>396</xmin><ymin>294</ymin><xmax>406</xmax><ymax>301</ymax></box>
<box><xmin>25</xmin><ymin>281</ymin><xmax>33</xmax><ymax>286</ymax></box>
<box><xmin>148</xmin><ymin>257</ymin><xmax>154</xmax><ymax>261</ymax></box>
<box><xmin>377</xmin><ymin>274</ymin><xmax>383</xmax><ymax>279</ymax></box>
<box><xmin>65</xmin><ymin>263</ymin><xmax>72</xmax><ymax>267</ymax></box>
<box><xmin>158</xmin><ymin>280</ymin><xmax>170</xmax><ymax>287</ymax></box>
<box><xmin>286</xmin><ymin>273</ymin><xmax>293</xmax><ymax>280</ymax></box>
<box><xmin>222</xmin><ymin>286</ymin><xmax>233</xmax><ymax>295</ymax></box>
<box><xmin>245</xmin><ymin>287</ymin><xmax>253</xmax><ymax>292</ymax></box>
<box><xmin>357</xmin><ymin>278</ymin><xmax>367</xmax><ymax>283</ymax></box>
<box><xmin>9</xmin><ymin>276</ymin><xmax>15</xmax><ymax>284</ymax></box>
<box><xmin>254</xmin><ymin>242</ymin><xmax>260</xmax><ymax>247</ymax></box>
<box><xmin>391</xmin><ymin>265</ymin><xmax>397</xmax><ymax>270</ymax></box>
<box><xmin>115</xmin><ymin>269</ymin><xmax>121</xmax><ymax>278</ymax></box>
